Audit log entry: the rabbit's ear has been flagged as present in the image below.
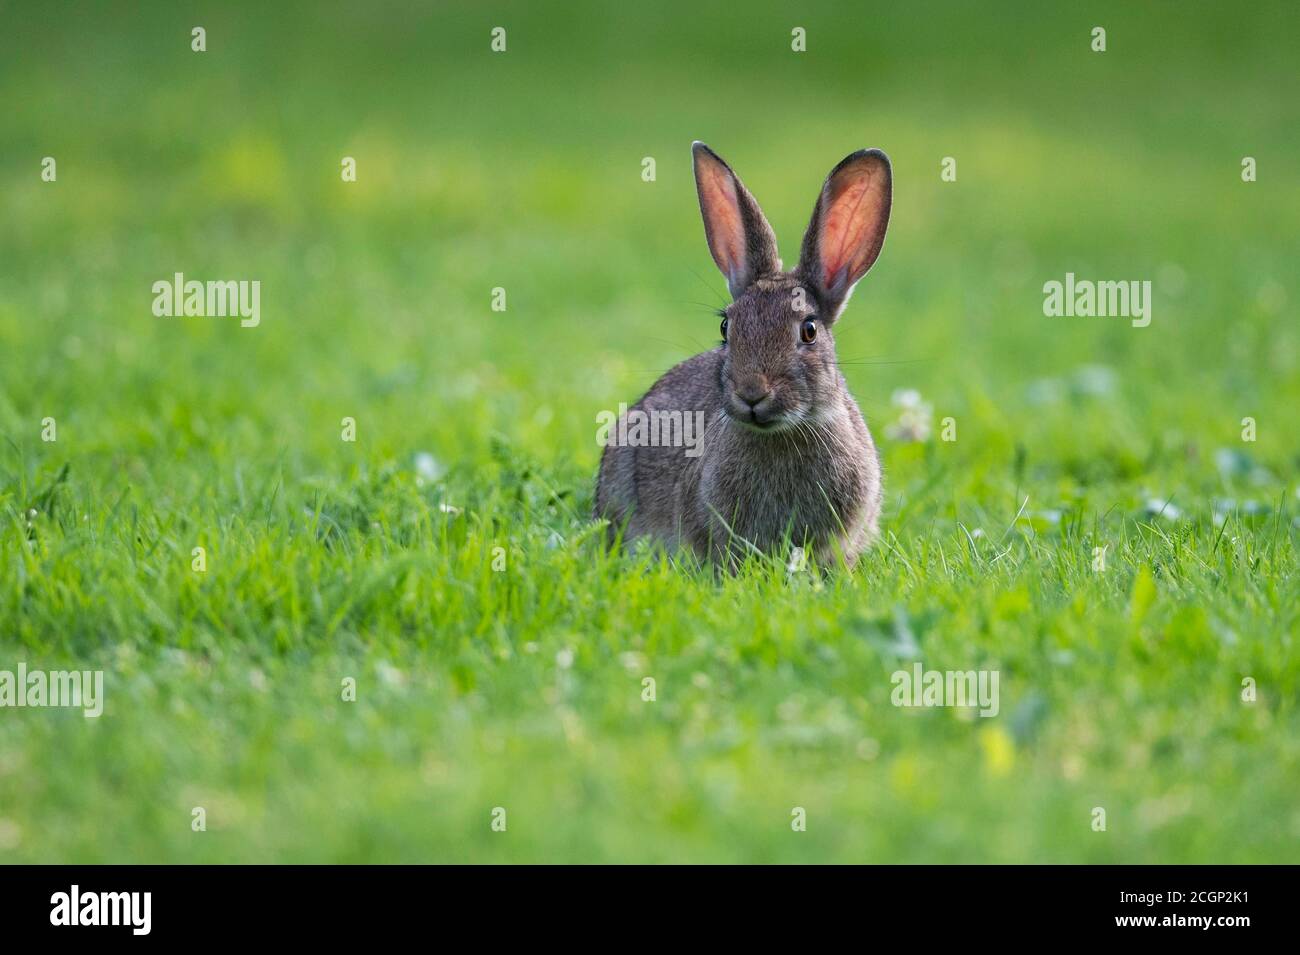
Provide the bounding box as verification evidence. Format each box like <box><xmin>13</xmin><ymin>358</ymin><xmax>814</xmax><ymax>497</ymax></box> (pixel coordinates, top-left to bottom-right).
<box><xmin>797</xmin><ymin>149</ymin><xmax>892</xmax><ymax>318</ymax></box>
<box><xmin>692</xmin><ymin>142</ymin><xmax>780</xmax><ymax>298</ymax></box>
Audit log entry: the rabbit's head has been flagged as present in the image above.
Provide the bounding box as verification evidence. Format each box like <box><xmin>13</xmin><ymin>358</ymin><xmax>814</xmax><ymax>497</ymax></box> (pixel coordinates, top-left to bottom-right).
<box><xmin>692</xmin><ymin>142</ymin><xmax>892</xmax><ymax>432</ymax></box>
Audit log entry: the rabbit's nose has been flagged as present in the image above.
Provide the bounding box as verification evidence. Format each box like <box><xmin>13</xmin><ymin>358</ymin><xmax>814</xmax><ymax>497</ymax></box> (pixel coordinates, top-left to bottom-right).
<box><xmin>734</xmin><ymin>376</ymin><xmax>772</xmax><ymax>408</ymax></box>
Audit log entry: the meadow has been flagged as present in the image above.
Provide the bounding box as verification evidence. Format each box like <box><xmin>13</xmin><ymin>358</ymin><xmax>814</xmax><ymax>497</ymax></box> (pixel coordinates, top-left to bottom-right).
<box><xmin>1</xmin><ymin>1</ymin><xmax>1297</xmax><ymax>862</ymax></box>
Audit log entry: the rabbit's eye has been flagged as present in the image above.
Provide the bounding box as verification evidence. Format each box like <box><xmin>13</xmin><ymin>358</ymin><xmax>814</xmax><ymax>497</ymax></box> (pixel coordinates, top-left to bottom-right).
<box><xmin>800</xmin><ymin>318</ymin><xmax>817</xmax><ymax>344</ymax></box>
<box><xmin>720</xmin><ymin>318</ymin><xmax>729</xmax><ymax>342</ymax></box>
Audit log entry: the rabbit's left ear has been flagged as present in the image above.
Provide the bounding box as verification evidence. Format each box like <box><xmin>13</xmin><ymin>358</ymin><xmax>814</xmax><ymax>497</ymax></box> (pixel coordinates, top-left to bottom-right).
<box><xmin>692</xmin><ymin>142</ymin><xmax>780</xmax><ymax>298</ymax></box>
<box><xmin>797</xmin><ymin>149</ymin><xmax>892</xmax><ymax>319</ymax></box>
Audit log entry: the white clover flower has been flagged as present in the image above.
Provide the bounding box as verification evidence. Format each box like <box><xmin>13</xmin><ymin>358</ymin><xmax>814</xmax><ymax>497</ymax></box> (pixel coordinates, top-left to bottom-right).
<box><xmin>1143</xmin><ymin>498</ymin><xmax>1182</xmax><ymax>521</ymax></box>
<box><xmin>886</xmin><ymin>389</ymin><xmax>933</xmax><ymax>442</ymax></box>
<box><xmin>1072</xmin><ymin>364</ymin><xmax>1116</xmax><ymax>397</ymax></box>
<box><xmin>413</xmin><ymin>451</ymin><xmax>443</xmax><ymax>485</ymax></box>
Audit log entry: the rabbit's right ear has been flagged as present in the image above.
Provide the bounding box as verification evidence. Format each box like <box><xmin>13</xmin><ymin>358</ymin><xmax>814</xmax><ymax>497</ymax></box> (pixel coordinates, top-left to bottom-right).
<box><xmin>692</xmin><ymin>142</ymin><xmax>780</xmax><ymax>298</ymax></box>
<box><xmin>797</xmin><ymin>149</ymin><xmax>892</xmax><ymax>320</ymax></box>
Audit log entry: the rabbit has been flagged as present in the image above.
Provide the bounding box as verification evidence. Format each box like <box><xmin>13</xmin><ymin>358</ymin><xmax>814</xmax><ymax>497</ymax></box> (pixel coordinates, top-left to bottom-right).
<box><xmin>595</xmin><ymin>142</ymin><xmax>892</xmax><ymax>569</ymax></box>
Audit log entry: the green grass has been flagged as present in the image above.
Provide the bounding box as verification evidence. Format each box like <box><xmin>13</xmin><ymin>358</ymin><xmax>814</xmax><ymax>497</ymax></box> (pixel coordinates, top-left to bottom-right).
<box><xmin>1</xmin><ymin>0</ymin><xmax>1298</xmax><ymax>862</ymax></box>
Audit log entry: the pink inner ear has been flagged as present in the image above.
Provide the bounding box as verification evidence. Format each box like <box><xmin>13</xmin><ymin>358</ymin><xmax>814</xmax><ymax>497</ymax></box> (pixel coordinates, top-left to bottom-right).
<box><xmin>699</xmin><ymin>161</ymin><xmax>746</xmax><ymax>279</ymax></box>
<box><xmin>820</xmin><ymin>165</ymin><xmax>885</xmax><ymax>291</ymax></box>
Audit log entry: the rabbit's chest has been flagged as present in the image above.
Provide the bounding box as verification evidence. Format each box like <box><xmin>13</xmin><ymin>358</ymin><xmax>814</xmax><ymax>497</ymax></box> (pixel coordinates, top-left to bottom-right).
<box><xmin>699</xmin><ymin>434</ymin><xmax>870</xmax><ymax>546</ymax></box>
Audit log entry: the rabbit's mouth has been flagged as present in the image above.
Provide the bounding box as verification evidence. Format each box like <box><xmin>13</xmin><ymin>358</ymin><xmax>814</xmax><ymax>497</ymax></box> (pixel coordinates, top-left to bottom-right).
<box><xmin>723</xmin><ymin>374</ymin><xmax>803</xmax><ymax>432</ymax></box>
<box><xmin>725</xmin><ymin>400</ymin><xmax>795</xmax><ymax>433</ymax></box>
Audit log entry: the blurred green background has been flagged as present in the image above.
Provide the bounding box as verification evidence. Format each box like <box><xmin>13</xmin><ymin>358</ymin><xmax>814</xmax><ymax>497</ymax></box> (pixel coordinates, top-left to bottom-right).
<box><xmin>1</xmin><ymin>1</ymin><xmax>1297</xmax><ymax>862</ymax></box>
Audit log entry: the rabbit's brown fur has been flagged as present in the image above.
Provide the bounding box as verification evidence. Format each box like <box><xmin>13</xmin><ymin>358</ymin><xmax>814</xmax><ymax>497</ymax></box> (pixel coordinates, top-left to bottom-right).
<box><xmin>596</xmin><ymin>143</ymin><xmax>892</xmax><ymax>569</ymax></box>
